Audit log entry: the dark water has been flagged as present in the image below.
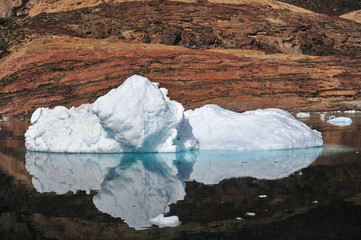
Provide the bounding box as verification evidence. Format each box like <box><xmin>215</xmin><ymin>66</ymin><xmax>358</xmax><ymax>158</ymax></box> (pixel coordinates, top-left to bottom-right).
<box><xmin>0</xmin><ymin>112</ymin><xmax>361</xmax><ymax>240</ymax></box>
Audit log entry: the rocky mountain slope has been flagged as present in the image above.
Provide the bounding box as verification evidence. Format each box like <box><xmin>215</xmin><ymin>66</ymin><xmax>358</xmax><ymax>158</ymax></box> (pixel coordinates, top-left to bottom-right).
<box><xmin>0</xmin><ymin>0</ymin><xmax>360</xmax><ymax>117</ymax></box>
<box><xmin>280</xmin><ymin>0</ymin><xmax>361</xmax><ymax>16</ymax></box>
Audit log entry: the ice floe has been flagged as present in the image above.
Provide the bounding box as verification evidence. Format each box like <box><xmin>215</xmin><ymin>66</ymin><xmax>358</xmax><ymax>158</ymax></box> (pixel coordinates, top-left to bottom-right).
<box><xmin>185</xmin><ymin>105</ymin><xmax>322</xmax><ymax>151</ymax></box>
<box><xmin>296</xmin><ymin>112</ymin><xmax>310</xmax><ymax>118</ymax></box>
<box><xmin>327</xmin><ymin>116</ymin><xmax>352</xmax><ymax>126</ymax></box>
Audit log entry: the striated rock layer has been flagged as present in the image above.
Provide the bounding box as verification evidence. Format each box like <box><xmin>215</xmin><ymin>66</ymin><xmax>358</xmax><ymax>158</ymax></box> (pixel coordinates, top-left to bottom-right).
<box><xmin>0</xmin><ymin>0</ymin><xmax>360</xmax><ymax>117</ymax></box>
<box><xmin>0</xmin><ymin>38</ymin><xmax>360</xmax><ymax>117</ymax></box>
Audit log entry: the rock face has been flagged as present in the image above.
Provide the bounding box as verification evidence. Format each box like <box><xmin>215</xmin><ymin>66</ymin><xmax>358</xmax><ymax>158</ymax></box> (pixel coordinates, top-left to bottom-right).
<box><xmin>280</xmin><ymin>0</ymin><xmax>361</xmax><ymax>16</ymax></box>
<box><xmin>0</xmin><ymin>0</ymin><xmax>22</xmax><ymax>18</ymax></box>
<box><xmin>341</xmin><ymin>10</ymin><xmax>361</xmax><ymax>24</ymax></box>
<box><xmin>0</xmin><ymin>0</ymin><xmax>360</xmax><ymax>117</ymax></box>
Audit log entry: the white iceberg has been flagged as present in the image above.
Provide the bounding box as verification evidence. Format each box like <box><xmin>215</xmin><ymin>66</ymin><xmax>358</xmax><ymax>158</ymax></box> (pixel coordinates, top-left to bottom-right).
<box><xmin>149</xmin><ymin>214</ymin><xmax>181</xmax><ymax>228</ymax></box>
<box><xmin>25</xmin><ymin>75</ymin><xmax>323</xmax><ymax>153</ymax></box>
<box><xmin>185</xmin><ymin>105</ymin><xmax>322</xmax><ymax>151</ymax></box>
<box><xmin>327</xmin><ymin>116</ymin><xmax>352</xmax><ymax>127</ymax></box>
<box><xmin>25</xmin><ymin>75</ymin><xmax>197</xmax><ymax>153</ymax></box>
<box><xmin>296</xmin><ymin>112</ymin><xmax>310</xmax><ymax>118</ymax></box>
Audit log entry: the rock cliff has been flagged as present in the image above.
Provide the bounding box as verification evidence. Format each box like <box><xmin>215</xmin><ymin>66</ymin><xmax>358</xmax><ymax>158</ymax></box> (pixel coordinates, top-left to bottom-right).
<box><xmin>0</xmin><ymin>0</ymin><xmax>360</xmax><ymax>117</ymax></box>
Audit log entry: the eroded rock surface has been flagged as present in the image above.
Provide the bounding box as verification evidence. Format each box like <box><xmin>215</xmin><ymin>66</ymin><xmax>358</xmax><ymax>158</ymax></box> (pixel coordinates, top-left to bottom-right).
<box><xmin>0</xmin><ymin>0</ymin><xmax>360</xmax><ymax>117</ymax></box>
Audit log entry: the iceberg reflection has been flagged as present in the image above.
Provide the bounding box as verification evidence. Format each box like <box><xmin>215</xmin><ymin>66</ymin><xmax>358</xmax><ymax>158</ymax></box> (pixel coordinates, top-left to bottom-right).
<box><xmin>186</xmin><ymin>148</ymin><xmax>323</xmax><ymax>185</ymax></box>
<box><xmin>25</xmin><ymin>147</ymin><xmax>322</xmax><ymax>229</ymax></box>
<box><xmin>93</xmin><ymin>153</ymin><xmax>186</xmax><ymax>229</ymax></box>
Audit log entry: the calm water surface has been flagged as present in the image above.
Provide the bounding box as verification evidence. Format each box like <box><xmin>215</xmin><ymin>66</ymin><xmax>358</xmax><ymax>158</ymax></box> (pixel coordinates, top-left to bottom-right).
<box><xmin>1</xmin><ymin>112</ymin><xmax>361</xmax><ymax>239</ymax></box>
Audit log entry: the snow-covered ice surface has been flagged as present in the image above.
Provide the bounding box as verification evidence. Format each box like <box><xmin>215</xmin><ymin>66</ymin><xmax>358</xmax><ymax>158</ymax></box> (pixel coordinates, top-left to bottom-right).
<box><xmin>25</xmin><ymin>75</ymin><xmax>323</xmax><ymax>153</ymax></box>
<box><xmin>185</xmin><ymin>105</ymin><xmax>323</xmax><ymax>151</ymax></box>
<box><xmin>327</xmin><ymin>116</ymin><xmax>352</xmax><ymax>126</ymax></box>
<box><xmin>296</xmin><ymin>112</ymin><xmax>310</xmax><ymax>118</ymax></box>
<box><xmin>149</xmin><ymin>214</ymin><xmax>181</xmax><ymax>228</ymax></box>
<box><xmin>25</xmin><ymin>75</ymin><xmax>197</xmax><ymax>153</ymax></box>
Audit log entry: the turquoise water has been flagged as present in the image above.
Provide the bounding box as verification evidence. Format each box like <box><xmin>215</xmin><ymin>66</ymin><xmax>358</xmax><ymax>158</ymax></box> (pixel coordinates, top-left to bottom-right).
<box><xmin>0</xmin><ymin>112</ymin><xmax>361</xmax><ymax>239</ymax></box>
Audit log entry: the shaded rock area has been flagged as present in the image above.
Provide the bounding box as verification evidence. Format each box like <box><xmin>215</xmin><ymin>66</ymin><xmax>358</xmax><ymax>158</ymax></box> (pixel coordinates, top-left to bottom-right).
<box><xmin>0</xmin><ymin>0</ymin><xmax>360</xmax><ymax>117</ymax></box>
<box><xmin>280</xmin><ymin>0</ymin><xmax>361</xmax><ymax>16</ymax></box>
<box><xmin>1</xmin><ymin>39</ymin><xmax>360</xmax><ymax>117</ymax></box>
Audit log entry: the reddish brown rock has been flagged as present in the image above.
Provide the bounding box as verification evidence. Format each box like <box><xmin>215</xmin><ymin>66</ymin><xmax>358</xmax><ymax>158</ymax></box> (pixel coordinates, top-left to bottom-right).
<box><xmin>0</xmin><ymin>39</ymin><xmax>360</xmax><ymax>117</ymax></box>
<box><xmin>0</xmin><ymin>1</ymin><xmax>360</xmax><ymax>117</ymax></box>
<box><xmin>22</xmin><ymin>0</ymin><xmax>361</xmax><ymax>56</ymax></box>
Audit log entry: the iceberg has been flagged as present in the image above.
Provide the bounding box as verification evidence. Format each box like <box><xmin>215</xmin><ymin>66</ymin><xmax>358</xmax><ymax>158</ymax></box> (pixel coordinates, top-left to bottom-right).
<box><xmin>25</xmin><ymin>75</ymin><xmax>197</xmax><ymax>153</ymax></box>
<box><xmin>327</xmin><ymin>116</ymin><xmax>352</xmax><ymax>126</ymax></box>
<box><xmin>185</xmin><ymin>105</ymin><xmax>323</xmax><ymax>151</ymax></box>
<box><xmin>25</xmin><ymin>75</ymin><xmax>323</xmax><ymax>153</ymax></box>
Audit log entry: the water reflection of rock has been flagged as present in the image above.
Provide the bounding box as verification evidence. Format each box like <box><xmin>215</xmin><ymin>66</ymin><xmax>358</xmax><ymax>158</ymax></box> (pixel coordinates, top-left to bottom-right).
<box><xmin>25</xmin><ymin>148</ymin><xmax>322</xmax><ymax>229</ymax></box>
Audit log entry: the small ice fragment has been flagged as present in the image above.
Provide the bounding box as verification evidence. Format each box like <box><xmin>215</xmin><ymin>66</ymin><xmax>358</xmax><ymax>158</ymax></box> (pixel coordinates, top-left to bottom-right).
<box><xmin>31</xmin><ymin>108</ymin><xmax>43</xmax><ymax>124</ymax></box>
<box><xmin>299</xmin><ymin>171</ymin><xmax>303</xmax><ymax>175</ymax></box>
<box><xmin>258</xmin><ymin>195</ymin><xmax>267</xmax><ymax>198</ymax></box>
<box><xmin>149</xmin><ymin>214</ymin><xmax>180</xmax><ymax>228</ymax></box>
<box><xmin>236</xmin><ymin>217</ymin><xmax>244</xmax><ymax>220</ymax></box>
<box><xmin>245</xmin><ymin>212</ymin><xmax>256</xmax><ymax>217</ymax></box>
<box><xmin>312</xmin><ymin>200</ymin><xmax>319</xmax><ymax>204</ymax></box>
<box><xmin>356</xmin><ymin>151</ymin><xmax>359</xmax><ymax>154</ymax></box>
<box><xmin>319</xmin><ymin>113</ymin><xmax>326</xmax><ymax>121</ymax></box>
<box><xmin>284</xmin><ymin>209</ymin><xmax>294</xmax><ymax>214</ymax></box>
<box><xmin>344</xmin><ymin>110</ymin><xmax>357</xmax><ymax>114</ymax></box>
<box><xmin>296</xmin><ymin>112</ymin><xmax>310</xmax><ymax>118</ymax></box>
<box><xmin>327</xmin><ymin>117</ymin><xmax>352</xmax><ymax>127</ymax></box>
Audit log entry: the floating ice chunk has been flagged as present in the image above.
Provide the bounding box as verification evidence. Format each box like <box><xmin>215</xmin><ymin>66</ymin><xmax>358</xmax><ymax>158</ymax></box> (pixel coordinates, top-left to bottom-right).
<box><xmin>245</xmin><ymin>212</ymin><xmax>256</xmax><ymax>217</ymax></box>
<box><xmin>319</xmin><ymin>112</ymin><xmax>326</xmax><ymax>121</ymax></box>
<box><xmin>149</xmin><ymin>214</ymin><xmax>181</xmax><ymax>228</ymax></box>
<box><xmin>327</xmin><ymin>116</ymin><xmax>352</xmax><ymax>126</ymax></box>
<box><xmin>344</xmin><ymin>110</ymin><xmax>357</xmax><ymax>114</ymax></box>
<box><xmin>296</xmin><ymin>112</ymin><xmax>310</xmax><ymax>118</ymax></box>
<box><xmin>259</xmin><ymin>195</ymin><xmax>268</xmax><ymax>198</ymax></box>
<box><xmin>185</xmin><ymin>105</ymin><xmax>323</xmax><ymax>151</ymax></box>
